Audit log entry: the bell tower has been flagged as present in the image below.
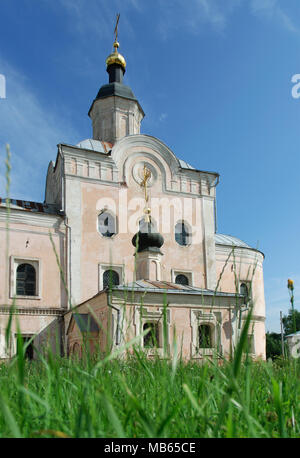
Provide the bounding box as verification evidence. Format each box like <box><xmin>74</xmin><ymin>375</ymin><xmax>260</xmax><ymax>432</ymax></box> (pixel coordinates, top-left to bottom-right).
<box><xmin>88</xmin><ymin>14</ymin><xmax>144</xmax><ymax>144</ymax></box>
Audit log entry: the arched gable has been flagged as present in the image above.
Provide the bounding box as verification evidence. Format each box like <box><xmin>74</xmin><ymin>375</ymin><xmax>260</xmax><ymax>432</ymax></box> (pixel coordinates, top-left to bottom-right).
<box><xmin>111</xmin><ymin>134</ymin><xmax>181</xmax><ymax>191</ymax></box>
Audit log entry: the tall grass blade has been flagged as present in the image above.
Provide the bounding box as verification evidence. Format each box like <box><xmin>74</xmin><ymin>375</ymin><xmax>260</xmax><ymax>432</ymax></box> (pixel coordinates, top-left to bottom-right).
<box><xmin>100</xmin><ymin>393</ymin><xmax>126</xmax><ymax>438</ymax></box>
<box><xmin>0</xmin><ymin>394</ymin><xmax>22</xmax><ymax>438</ymax></box>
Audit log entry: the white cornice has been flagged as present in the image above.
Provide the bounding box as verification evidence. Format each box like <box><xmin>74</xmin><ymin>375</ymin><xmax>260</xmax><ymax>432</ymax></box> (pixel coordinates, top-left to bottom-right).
<box><xmin>215</xmin><ymin>244</ymin><xmax>264</xmax><ymax>262</ymax></box>
<box><xmin>65</xmin><ymin>174</ymin><xmax>120</xmax><ymax>187</ymax></box>
<box><xmin>61</xmin><ymin>144</ymin><xmax>114</xmax><ymax>164</ymax></box>
<box><xmin>0</xmin><ymin>208</ymin><xmax>63</xmax><ymax>228</ymax></box>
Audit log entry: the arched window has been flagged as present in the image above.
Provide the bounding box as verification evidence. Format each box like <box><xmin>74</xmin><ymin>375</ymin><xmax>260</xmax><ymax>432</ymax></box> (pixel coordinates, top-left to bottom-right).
<box><xmin>98</xmin><ymin>211</ymin><xmax>116</xmax><ymax>237</ymax></box>
<box><xmin>16</xmin><ymin>263</ymin><xmax>36</xmax><ymax>296</ymax></box>
<box><xmin>143</xmin><ymin>322</ymin><xmax>160</xmax><ymax>348</ymax></box>
<box><xmin>175</xmin><ymin>274</ymin><xmax>189</xmax><ymax>286</ymax></box>
<box><xmin>175</xmin><ymin>221</ymin><xmax>190</xmax><ymax>246</ymax></box>
<box><xmin>240</xmin><ymin>283</ymin><xmax>248</xmax><ymax>297</ymax></box>
<box><xmin>198</xmin><ymin>324</ymin><xmax>212</xmax><ymax>349</ymax></box>
<box><xmin>103</xmin><ymin>270</ymin><xmax>119</xmax><ymax>289</ymax></box>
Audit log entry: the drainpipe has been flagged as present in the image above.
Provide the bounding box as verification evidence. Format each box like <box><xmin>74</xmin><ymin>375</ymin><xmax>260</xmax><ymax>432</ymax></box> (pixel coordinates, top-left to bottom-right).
<box><xmin>107</xmin><ymin>291</ymin><xmax>121</xmax><ymax>346</ymax></box>
<box><xmin>58</xmin><ymin>144</ymin><xmax>72</xmax><ymax>309</ymax></box>
<box><xmin>210</xmin><ymin>175</ymin><xmax>219</xmax><ymax>234</ymax></box>
<box><xmin>63</xmin><ymin>216</ymin><xmax>72</xmax><ymax>309</ymax></box>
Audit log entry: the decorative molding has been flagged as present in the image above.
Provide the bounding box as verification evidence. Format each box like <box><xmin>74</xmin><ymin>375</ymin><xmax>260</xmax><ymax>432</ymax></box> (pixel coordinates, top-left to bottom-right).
<box><xmin>134</xmin><ymin>305</ymin><xmax>170</xmax><ymax>355</ymax></box>
<box><xmin>61</xmin><ymin>145</ymin><xmax>112</xmax><ymax>163</ymax></box>
<box><xmin>215</xmin><ymin>245</ymin><xmax>264</xmax><ymax>263</ymax></box>
<box><xmin>0</xmin><ymin>209</ymin><xmax>62</xmax><ymax>228</ymax></box>
<box><xmin>65</xmin><ymin>174</ymin><xmax>120</xmax><ymax>187</ymax></box>
<box><xmin>190</xmin><ymin>309</ymin><xmax>222</xmax><ymax>359</ymax></box>
<box><xmin>0</xmin><ymin>226</ymin><xmax>62</xmax><ymax>237</ymax></box>
<box><xmin>0</xmin><ymin>306</ymin><xmax>64</xmax><ymax>316</ymax></box>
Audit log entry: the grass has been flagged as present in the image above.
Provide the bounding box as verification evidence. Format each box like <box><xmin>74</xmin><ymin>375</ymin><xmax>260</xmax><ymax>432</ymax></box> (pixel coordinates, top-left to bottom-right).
<box><xmin>0</xmin><ymin>348</ymin><xmax>299</xmax><ymax>438</ymax></box>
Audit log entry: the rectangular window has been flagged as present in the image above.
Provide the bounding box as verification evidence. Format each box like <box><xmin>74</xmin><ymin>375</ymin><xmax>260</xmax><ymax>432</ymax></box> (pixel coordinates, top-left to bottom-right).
<box><xmin>143</xmin><ymin>322</ymin><xmax>160</xmax><ymax>348</ymax></box>
<box><xmin>198</xmin><ymin>324</ymin><xmax>212</xmax><ymax>349</ymax></box>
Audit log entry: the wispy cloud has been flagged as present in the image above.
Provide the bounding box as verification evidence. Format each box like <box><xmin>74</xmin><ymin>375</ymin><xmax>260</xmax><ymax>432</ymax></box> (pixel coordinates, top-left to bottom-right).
<box><xmin>250</xmin><ymin>0</ymin><xmax>299</xmax><ymax>34</ymax></box>
<box><xmin>157</xmin><ymin>0</ymin><xmax>239</xmax><ymax>38</ymax></box>
<box><xmin>46</xmin><ymin>0</ymin><xmax>299</xmax><ymax>46</ymax></box>
<box><xmin>0</xmin><ymin>57</ymin><xmax>79</xmax><ymax>202</ymax></box>
<box><xmin>51</xmin><ymin>0</ymin><xmax>139</xmax><ymax>42</ymax></box>
<box><xmin>155</xmin><ymin>0</ymin><xmax>298</xmax><ymax>39</ymax></box>
<box><xmin>159</xmin><ymin>112</ymin><xmax>168</xmax><ymax>122</ymax></box>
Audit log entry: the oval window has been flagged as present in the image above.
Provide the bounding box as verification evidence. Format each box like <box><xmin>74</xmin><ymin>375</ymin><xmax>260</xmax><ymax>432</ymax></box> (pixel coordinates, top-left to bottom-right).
<box><xmin>98</xmin><ymin>211</ymin><xmax>116</xmax><ymax>237</ymax></box>
<box><xmin>175</xmin><ymin>221</ymin><xmax>190</xmax><ymax>246</ymax></box>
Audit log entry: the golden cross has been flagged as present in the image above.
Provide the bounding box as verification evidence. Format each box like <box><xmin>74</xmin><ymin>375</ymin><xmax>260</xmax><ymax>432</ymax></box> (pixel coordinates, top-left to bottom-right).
<box><xmin>114</xmin><ymin>13</ymin><xmax>120</xmax><ymax>42</ymax></box>
<box><xmin>140</xmin><ymin>165</ymin><xmax>151</xmax><ymax>204</ymax></box>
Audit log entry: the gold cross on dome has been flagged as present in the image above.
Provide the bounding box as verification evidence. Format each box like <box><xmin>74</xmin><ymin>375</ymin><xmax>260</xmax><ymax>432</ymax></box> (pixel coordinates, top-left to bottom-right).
<box><xmin>140</xmin><ymin>165</ymin><xmax>151</xmax><ymax>203</ymax></box>
<box><xmin>114</xmin><ymin>13</ymin><xmax>120</xmax><ymax>42</ymax></box>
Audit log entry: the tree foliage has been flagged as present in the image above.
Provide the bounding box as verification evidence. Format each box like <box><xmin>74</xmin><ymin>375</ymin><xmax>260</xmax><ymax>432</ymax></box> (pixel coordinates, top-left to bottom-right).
<box><xmin>282</xmin><ymin>309</ymin><xmax>300</xmax><ymax>336</ymax></box>
<box><xmin>266</xmin><ymin>332</ymin><xmax>282</xmax><ymax>359</ymax></box>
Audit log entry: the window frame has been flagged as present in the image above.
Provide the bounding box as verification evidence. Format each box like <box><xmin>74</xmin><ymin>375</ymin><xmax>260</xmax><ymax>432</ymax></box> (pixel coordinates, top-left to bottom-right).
<box><xmin>171</xmin><ymin>269</ymin><xmax>193</xmax><ymax>286</ymax></box>
<box><xmin>98</xmin><ymin>264</ymin><xmax>123</xmax><ymax>291</ymax></box>
<box><xmin>135</xmin><ymin>306</ymin><xmax>170</xmax><ymax>356</ymax></box>
<box><xmin>190</xmin><ymin>310</ymin><xmax>222</xmax><ymax>359</ymax></box>
<box><xmin>10</xmin><ymin>257</ymin><xmax>41</xmax><ymax>300</ymax></box>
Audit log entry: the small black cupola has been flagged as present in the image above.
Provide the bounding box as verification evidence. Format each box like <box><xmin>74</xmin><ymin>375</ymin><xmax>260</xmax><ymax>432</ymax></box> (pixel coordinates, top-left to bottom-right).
<box><xmin>132</xmin><ymin>220</ymin><xmax>164</xmax><ymax>254</ymax></box>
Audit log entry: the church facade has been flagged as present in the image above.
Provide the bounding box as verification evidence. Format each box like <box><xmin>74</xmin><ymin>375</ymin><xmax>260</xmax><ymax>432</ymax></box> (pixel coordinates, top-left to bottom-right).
<box><xmin>0</xmin><ymin>34</ymin><xmax>266</xmax><ymax>361</ymax></box>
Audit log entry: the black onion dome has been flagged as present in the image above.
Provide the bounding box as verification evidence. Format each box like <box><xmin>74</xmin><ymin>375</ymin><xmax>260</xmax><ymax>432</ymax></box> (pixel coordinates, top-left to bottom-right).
<box><xmin>132</xmin><ymin>221</ymin><xmax>164</xmax><ymax>253</ymax></box>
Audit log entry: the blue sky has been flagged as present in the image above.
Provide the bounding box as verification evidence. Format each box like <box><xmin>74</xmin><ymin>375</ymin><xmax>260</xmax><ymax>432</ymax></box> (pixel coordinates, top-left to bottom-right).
<box><xmin>0</xmin><ymin>0</ymin><xmax>299</xmax><ymax>332</ymax></box>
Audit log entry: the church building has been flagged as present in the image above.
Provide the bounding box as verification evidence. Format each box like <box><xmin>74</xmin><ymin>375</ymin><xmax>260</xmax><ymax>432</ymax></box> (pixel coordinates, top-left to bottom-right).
<box><xmin>0</xmin><ymin>28</ymin><xmax>266</xmax><ymax>361</ymax></box>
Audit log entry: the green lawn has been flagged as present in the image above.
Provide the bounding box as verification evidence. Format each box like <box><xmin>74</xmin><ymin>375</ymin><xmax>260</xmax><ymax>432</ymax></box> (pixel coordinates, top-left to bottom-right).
<box><xmin>0</xmin><ymin>343</ymin><xmax>299</xmax><ymax>438</ymax></box>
